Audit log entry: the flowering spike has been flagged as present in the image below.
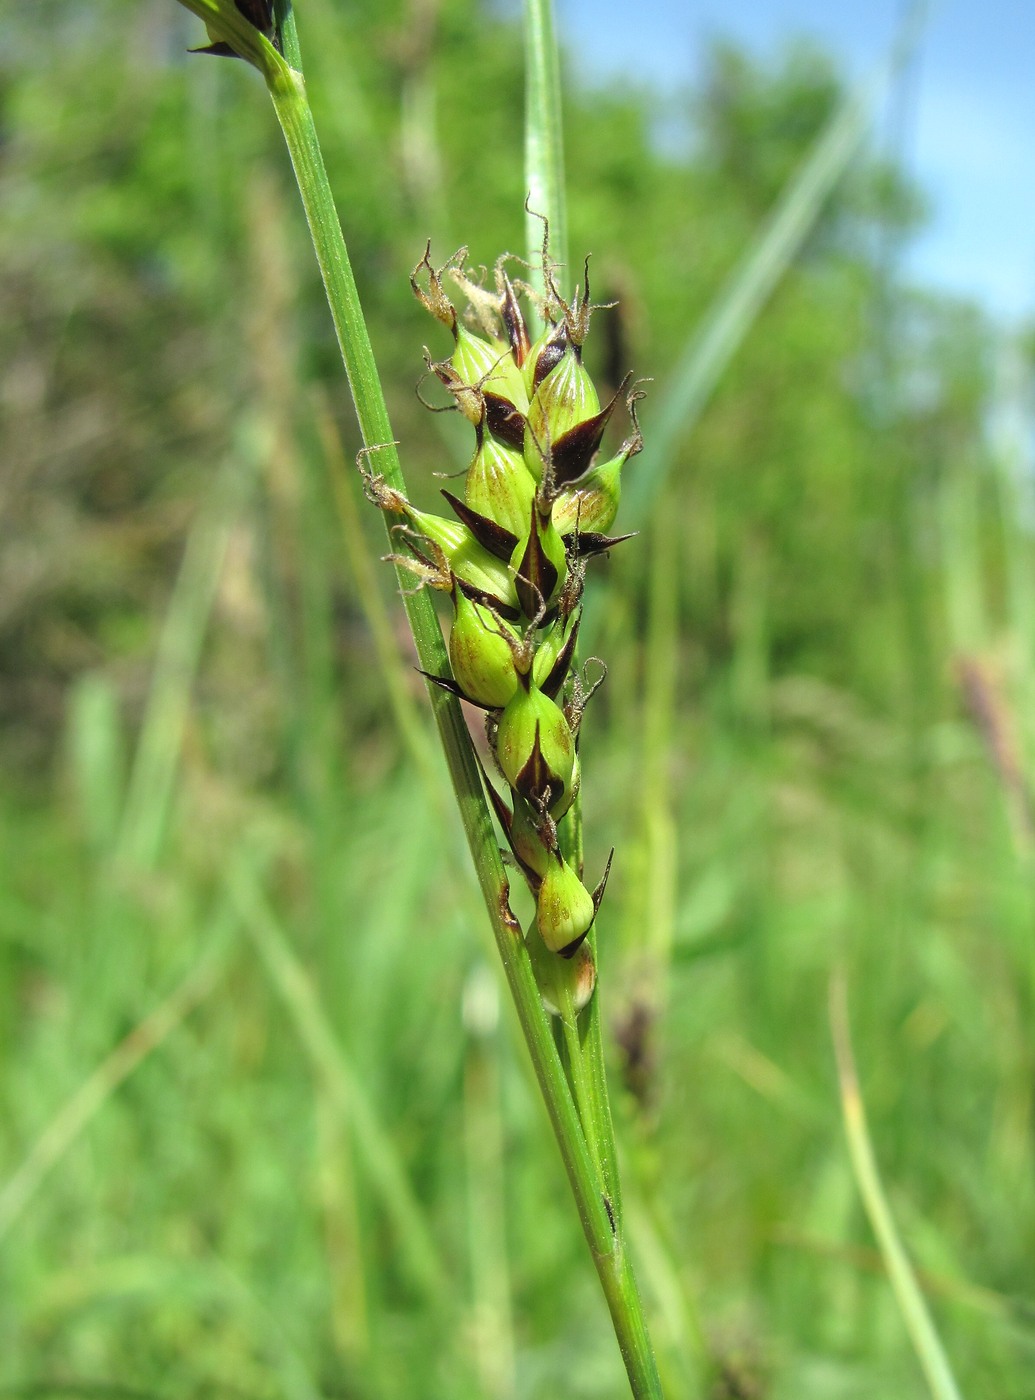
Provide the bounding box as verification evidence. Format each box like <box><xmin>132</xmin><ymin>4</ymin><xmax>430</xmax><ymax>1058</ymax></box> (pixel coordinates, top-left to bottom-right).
<box><xmin>372</xmin><ymin>234</ymin><xmax>647</xmax><ymax>1014</ymax></box>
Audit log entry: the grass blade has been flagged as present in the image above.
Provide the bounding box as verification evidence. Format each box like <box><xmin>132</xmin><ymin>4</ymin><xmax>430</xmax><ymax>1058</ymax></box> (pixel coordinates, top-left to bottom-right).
<box><xmin>0</xmin><ymin>927</ymin><xmax>232</xmax><ymax>1243</ymax></box>
<box><xmin>829</xmin><ymin>970</ymin><xmax>965</xmax><ymax>1400</ymax></box>
<box><xmin>228</xmin><ymin>862</ymin><xmax>453</xmax><ymax>1308</ymax></box>
<box><xmin>115</xmin><ymin>460</ymin><xmax>244</xmax><ymax>870</ymax></box>
<box><xmin>622</xmin><ymin>0</ymin><xmax>931</xmax><ymax>528</ymax></box>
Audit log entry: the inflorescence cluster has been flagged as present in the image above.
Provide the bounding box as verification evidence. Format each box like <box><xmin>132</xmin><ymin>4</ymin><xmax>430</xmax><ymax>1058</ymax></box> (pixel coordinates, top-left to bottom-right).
<box><xmin>365</xmin><ymin>235</ymin><xmax>643</xmax><ymax>1009</ymax></box>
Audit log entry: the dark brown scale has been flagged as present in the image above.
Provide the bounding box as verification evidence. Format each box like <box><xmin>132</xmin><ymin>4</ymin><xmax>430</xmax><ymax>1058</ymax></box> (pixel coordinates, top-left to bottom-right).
<box><xmin>575</xmin><ymin>530</ymin><xmax>636</xmax><ymax>558</ymax></box>
<box><xmin>440</xmin><ymin>490</ymin><xmax>518</xmax><ymax>562</ymax></box>
<box><xmin>501</xmin><ymin>275</ymin><xmax>531</xmax><ymax>368</ymax></box>
<box><xmin>514</xmin><ymin>506</ymin><xmax>559</xmax><ymax>620</ymax></box>
<box><xmin>235</xmin><ymin>0</ymin><xmax>276</xmax><ymax>28</ymax></box>
<box><xmin>484</xmin><ymin>393</ymin><xmax>526</xmax><ymax>449</ymax></box>
<box><xmin>515</xmin><ymin>722</ymin><xmax>567</xmax><ymax>809</ymax></box>
<box><xmin>538</xmin><ymin>615</ymin><xmax>581</xmax><ymax>699</ymax></box>
<box><xmin>532</xmin><ymin>322</ymin><xmax>569</xmax><ymax>390</ymax></box>
<box><xmin>550</xmin><ymin>382</ymin><xmax>627</xmax><ymax>487</ymax></box>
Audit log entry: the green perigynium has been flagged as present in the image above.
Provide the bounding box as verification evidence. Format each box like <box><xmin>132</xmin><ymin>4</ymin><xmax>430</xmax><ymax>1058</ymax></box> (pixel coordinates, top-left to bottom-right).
<box><xmin>367</xmin><ymin>240</ymin><xmax>643</xmax><ymax>989</ymax></box>
<box><xmin>495</xmin><ymin>669</ymin><xmax>577</xmax><ymax>818</ymax></box>
<box><xmin>448</xmin><ymin>587</ymin><xmax>519</xmax><ymax>710</ymax></box>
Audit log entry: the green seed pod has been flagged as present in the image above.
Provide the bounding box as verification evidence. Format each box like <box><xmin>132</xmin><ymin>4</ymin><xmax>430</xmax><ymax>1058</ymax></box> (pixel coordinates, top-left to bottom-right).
<box><xmin>394</xmin><ymin>501</ymin><xmax>520</xmax><ymax>613</ymax></box>
<box><xmin>452</xmin><ymin>325</ymin><xmax>529</xmax><ymax>414</ymax></box>
<box><xmin>524</xmin><ymin>338</ymin><xmax>600</xmax><ymax>483</ymax></box>
<box><xmin>448</xmin><ymin>590</ymin><xmax>519</xmax><ymax>709</ymax></box>
<box><xmin>526</xmin><ymin>919</ymin><xmax>596</xmax><ymax>1016</ymax></box>
<box><xmin>550</xmin><ymin>453</ymin><xmax>623</xmax><ymax>536</ymax></box>
<box><xmin>466</xmin><ymin>431</ymin><xmax>538</xmax><ymax>541</ymax></box>
<box><xmin>449</xmin><ymin>535</ymin><xmax>520</xmax><ymax>614</ymax></box>
<box><xmin>495</xmin><ymin>675</ymin><xmax>576</xmax><ymax>815</ymax></box>
<box><xmin>536</xmin><ymin>852</ymin><xmax>596</xmax><ymax>955</ymax></box>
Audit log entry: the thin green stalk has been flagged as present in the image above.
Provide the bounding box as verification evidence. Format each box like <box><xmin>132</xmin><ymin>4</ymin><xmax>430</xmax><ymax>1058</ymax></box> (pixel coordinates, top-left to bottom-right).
<box><xmin>230</xmin><ymin>863</ymin><xmax>452</xmax><ymax>1309</ymax></box>
<box><xmin>524</xmin><ymin>0</ymin><xmax>568</xmax><ymax>290</ymax></box>
<box><xmin>830</xmin><ymin>971</ymin><xmax>964</xmax><ymax>1400</ymax></box>
<box><xmin>177</xmin><ymin>5</ymin><xmax>662</xmax><ymax>1390</ymax></box>
<box><xmin>115</xmin><ymin>458</ymin><xmax>241</xmax><ymax>871</ymax></box>
<box><xmin>524</xmin><ymin>0</ymin><xmax>629</xmax><ymax>1251</ymax></box>
<box><xmin>558</xmin><ymin>985</ymin><xmax>603</xmax><ymax>1177</ymax></box>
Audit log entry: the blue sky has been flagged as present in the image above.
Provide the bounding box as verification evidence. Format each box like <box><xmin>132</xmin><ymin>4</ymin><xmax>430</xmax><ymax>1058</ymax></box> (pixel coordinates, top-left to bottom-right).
<box><xmin>553</xmin><ymin>0</ymin><xmax>1035</xmax><ymax>325</ymax></box>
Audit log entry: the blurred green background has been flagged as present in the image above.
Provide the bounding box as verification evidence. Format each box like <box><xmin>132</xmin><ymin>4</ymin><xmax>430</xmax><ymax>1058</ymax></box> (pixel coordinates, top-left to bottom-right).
<box><xmin>2</xmin><ymin>2</ymin><xmax>1034</xmax><ymax>1396</ymax></box>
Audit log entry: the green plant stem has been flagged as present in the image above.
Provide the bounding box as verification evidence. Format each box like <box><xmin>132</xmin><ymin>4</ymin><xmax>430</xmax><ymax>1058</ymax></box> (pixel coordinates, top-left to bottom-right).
<box><xmin>256</xmin><ymin>26</ymin><xmax>661</xmax><ymax>1398</ymax></box>
<box><xmin>830</xmin><ymin>971</ymin><xmax>963</xmax><ymax>1400</ymax></box>
<box><xmin>558</xmin><ymin>984</ymin><xmax>602</xmax><ymax>1175</ymax></box>
<box><xmin>524</xmin><ymin>0</ymin><xmax>568</xmax><ymax>289</ymax></box>
<box><xmin>523</xmin><ymin>0</ymin><xmax>627</xmax><ymax>1242</ymax></box>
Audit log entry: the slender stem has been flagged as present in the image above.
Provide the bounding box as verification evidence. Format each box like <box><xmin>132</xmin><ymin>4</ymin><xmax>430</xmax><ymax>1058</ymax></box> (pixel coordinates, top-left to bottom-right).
<box><xmin>830</xmin><ymin>973</ymin><xmax>964</xmax><ymax>1400</ymax></box>
<box><xmin>273</xmin><ymin>0</ymin><xmax>302</xmax><ymax>70</ymax></box>
<box><xmin>524</xmin><ymin>0</ymin><xmax>568</xmax><ymax>288</ymax></box>
<box><xmin>523</xmin><ymin>0</ymin><xmax>628</xmax><ymax>1247</ymax></box>
<box><xmin>558</xmin><ymin>986</ymin><xmax>603</xmax><ymax>1177</ymax></box>
<box><xmin>258</xmin><ymin>28</ymin><xmax>662</xmax><ymax>1398</ymax></box>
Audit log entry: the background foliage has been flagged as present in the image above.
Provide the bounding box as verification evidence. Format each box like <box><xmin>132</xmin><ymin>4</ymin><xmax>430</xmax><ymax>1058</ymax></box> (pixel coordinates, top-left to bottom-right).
<box><xmin>2</xmin><ymin>2</ymin><xmax>1033</xmax><ymax>1396</ymax></box>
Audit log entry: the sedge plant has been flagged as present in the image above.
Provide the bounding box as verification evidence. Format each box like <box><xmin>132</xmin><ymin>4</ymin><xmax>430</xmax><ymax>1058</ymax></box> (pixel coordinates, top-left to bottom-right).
<box><xmin>172</xmin><ymin>1</ymin><xmax>662</xmax><ymax>1393</ymax></box>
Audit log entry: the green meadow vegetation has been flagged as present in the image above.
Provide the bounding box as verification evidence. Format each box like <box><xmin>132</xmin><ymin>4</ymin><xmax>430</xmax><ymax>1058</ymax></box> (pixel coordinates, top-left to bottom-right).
<box><xmin>2</xmin><ymin>1</ymin><xmax>1034</xmax><ymax>1396</ymax></box>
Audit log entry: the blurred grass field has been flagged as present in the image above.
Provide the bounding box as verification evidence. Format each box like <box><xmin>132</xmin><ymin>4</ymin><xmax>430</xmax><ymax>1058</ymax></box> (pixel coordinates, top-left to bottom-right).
<box><xmin>2</xmin><ymin>2</ymin><xmax>1034</xmax><ymax>1396</ymax></box>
